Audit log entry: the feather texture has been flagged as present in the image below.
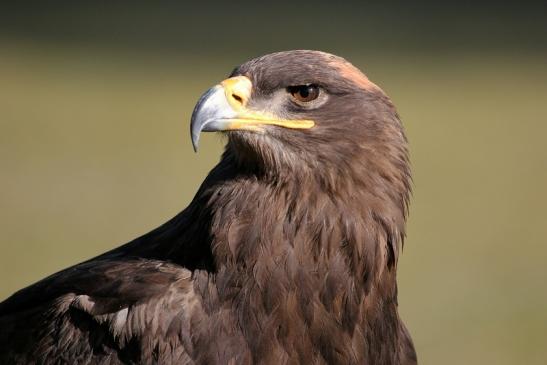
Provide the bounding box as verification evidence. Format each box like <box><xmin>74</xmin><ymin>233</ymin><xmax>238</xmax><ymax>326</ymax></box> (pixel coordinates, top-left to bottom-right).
<box><xmin>0</xmin><ymin>50</ymin><xmax>416</xmax><ymax>364</ymax></box>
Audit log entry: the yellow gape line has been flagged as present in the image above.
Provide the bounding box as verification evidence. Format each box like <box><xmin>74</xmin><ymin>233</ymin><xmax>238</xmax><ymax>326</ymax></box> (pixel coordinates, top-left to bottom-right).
<box><xmin>219</xmin><ymin>76</ymin><xmax>315</xmax><ymax>131</ymax></box>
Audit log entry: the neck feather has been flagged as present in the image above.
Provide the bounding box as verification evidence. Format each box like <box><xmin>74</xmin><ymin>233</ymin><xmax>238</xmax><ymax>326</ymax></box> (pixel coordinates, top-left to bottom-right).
<box><xmin>193</xmin><ymin>149</ymin><xmax>410</xmax><ymax>293</ymax></box>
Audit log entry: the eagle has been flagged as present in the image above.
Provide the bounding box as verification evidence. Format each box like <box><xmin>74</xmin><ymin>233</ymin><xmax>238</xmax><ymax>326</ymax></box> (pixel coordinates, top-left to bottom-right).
<box><xmin>0</xmin><ymin>50</ymin><xmax>416</xmax><ymax>365</ymax></box>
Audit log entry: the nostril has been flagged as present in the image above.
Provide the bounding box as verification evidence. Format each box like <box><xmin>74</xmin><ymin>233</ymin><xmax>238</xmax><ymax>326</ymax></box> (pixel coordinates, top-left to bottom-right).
<box><xmin>232</xmin><ymin>93</ymin><xmax>243</xmax><ymax>104</ymax></box>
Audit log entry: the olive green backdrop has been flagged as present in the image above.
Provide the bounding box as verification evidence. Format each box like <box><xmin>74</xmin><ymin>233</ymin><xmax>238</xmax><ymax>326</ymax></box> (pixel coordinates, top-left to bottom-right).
<box><xmin>1</xmin><ymin>2</ymin><xmax>546</xmax><ymax>364</ymax></box>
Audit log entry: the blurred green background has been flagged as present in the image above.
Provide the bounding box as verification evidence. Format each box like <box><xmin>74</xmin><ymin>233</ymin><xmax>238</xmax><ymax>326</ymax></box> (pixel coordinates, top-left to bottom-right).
<box><xmin>1</xmin><ymin>2</ymin><xmax>546</xmax><ymax>364</ymax></box>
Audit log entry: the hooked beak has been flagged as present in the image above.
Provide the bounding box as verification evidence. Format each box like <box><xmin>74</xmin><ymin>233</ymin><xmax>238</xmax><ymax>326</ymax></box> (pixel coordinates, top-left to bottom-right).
<box><xmin>190</xmin><ymin>76</ymin><xmax>315</xmax><ymax>151</ymax></box>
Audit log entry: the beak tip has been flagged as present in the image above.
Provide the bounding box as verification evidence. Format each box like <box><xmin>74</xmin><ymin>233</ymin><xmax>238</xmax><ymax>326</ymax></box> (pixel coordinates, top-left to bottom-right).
<box><xmin>191</xmin><ymin>132</ymin><xmax>199</xmax><ymax>152</ymax></box>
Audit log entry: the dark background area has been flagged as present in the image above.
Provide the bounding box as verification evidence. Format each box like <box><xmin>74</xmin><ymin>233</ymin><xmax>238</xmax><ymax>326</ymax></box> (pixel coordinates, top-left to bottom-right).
<box><xmin>2</xmin><ymin>2</ymin><xmax>546</xmax><ymax>53</ymax></box>
<box><xmin>1</xmin><ymin>2</ymin><xmax>546</xmax><ymax>364</ymax></box>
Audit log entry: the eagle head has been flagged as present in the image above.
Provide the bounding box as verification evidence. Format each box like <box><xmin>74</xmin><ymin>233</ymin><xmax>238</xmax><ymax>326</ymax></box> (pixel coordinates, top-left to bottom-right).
<box><xmin>191</xmin><ymin>50</ymin><xmax>409</xmax><ymax>195</ymax></box>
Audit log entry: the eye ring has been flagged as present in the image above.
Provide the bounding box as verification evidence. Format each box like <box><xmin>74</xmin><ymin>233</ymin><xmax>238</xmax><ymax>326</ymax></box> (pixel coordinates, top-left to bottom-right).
<box><xmin>287</xmin><ymin>84</ymin><xmax>320</xmax><ymax>104</ymax></box>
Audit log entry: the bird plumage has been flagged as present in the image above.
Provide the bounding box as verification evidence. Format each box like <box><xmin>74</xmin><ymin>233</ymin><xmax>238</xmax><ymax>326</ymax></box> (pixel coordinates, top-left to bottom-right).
<box><xmin>0</xmin><ymin>50</ymin><xmax>416</xmax><ymax>364</ymax></box>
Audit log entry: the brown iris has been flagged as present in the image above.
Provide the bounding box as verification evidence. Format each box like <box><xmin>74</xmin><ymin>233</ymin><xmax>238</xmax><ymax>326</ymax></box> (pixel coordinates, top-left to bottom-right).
<box><xmin>288</xmin><ymin>84</ymin><xmax>320</xmax><ymax>103</ymax></box>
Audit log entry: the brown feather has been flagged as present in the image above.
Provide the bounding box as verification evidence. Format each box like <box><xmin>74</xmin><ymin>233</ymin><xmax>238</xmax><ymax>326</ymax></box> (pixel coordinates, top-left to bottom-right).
<box><xmin>0</xmin><ymin>50</ymin><xmax>416</xmax><ymax>364</ymax></box>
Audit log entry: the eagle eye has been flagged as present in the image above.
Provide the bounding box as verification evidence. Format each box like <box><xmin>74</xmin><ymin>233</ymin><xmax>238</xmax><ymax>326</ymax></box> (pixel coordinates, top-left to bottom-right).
<box><xmin>287</xmin><ymin>84</ymin><xmax>320</xmax><ymax>104</ymax></box>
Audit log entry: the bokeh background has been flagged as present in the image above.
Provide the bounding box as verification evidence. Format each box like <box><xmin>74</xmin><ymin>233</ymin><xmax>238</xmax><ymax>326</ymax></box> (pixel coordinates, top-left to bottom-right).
<box><xmin>1</xmin><ymin>2</ymin><xmax>546</xmax><ymax>364</ymax></box>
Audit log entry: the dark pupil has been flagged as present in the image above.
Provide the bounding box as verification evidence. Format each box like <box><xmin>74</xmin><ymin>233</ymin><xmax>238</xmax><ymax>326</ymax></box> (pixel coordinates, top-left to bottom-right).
<box><xmin>287</xmin><ymin>84</ymin><xmax>318</xmax><ymax>102</ymax></box>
